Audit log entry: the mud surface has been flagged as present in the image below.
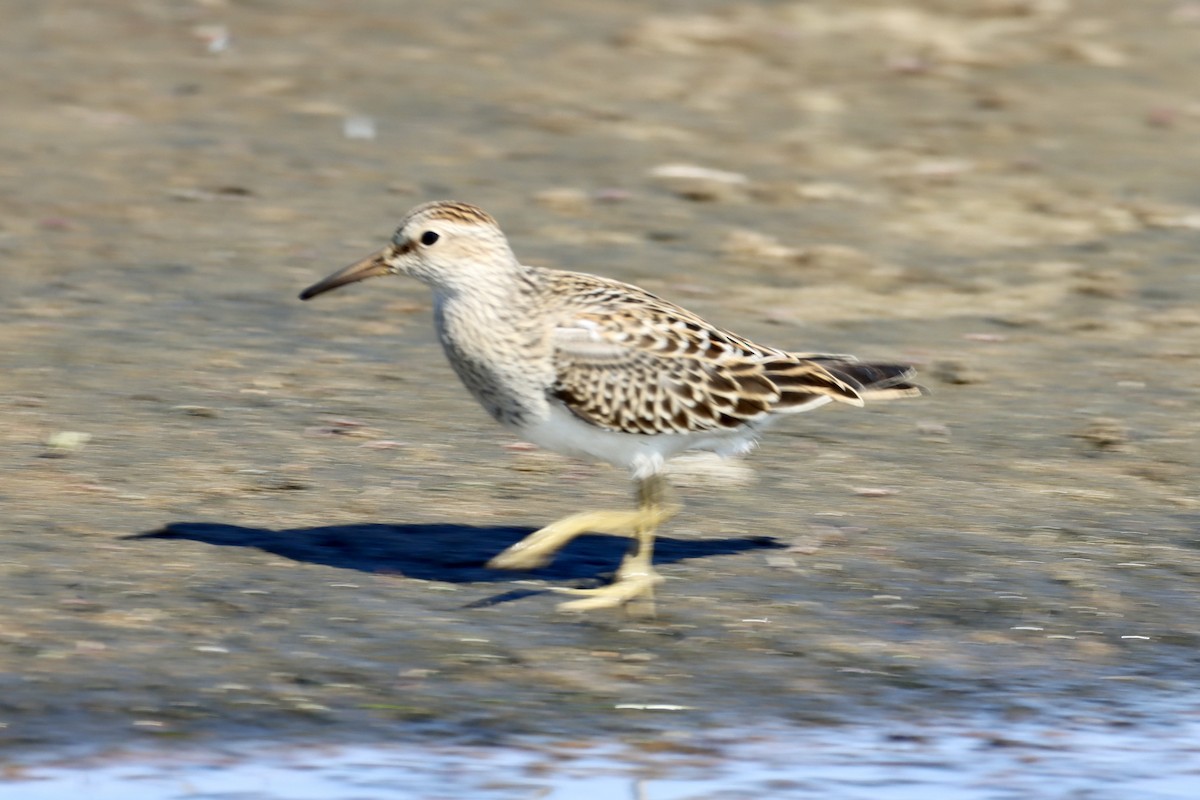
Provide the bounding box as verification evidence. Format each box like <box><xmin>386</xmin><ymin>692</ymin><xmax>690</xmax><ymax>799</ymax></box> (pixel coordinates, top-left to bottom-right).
<box><xmin>3</xmin><ymin>0</ymin><xmax>1200</xmax><ymax>761</ymax></box>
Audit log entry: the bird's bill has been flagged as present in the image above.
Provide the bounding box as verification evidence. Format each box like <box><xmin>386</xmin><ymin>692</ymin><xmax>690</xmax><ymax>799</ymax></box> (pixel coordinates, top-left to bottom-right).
<box><xmin>299</xmin><ymin>248</ymin><xmax>394</xmax><ymax>300</ymax></box>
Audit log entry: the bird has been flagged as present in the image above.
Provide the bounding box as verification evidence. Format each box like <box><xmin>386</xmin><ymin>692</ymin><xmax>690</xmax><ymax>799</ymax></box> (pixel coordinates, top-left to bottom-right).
<box><xmin>300</xmin><ymin>200</ymin><xmax>923</xmax><ymax>613</ymax></box>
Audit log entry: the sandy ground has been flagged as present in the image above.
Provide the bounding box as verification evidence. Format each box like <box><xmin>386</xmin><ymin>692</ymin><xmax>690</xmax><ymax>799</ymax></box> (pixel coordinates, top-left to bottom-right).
<box><xmin>2</xmin><ymin>0</ymin><xmax>1199</xmax><ymax>755</ymax></box>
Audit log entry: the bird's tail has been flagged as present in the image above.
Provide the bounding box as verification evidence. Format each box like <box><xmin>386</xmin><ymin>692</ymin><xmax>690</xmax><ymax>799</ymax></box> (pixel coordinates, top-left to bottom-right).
<box><xmin>815</xmin><ymin>359</ymin><xmax>926</xmax><ymax>402</ymax></box>
<box><xmin>761</xmin><ymin>355</ymin><xmax>925</xmax><ymax>413</ymax></box>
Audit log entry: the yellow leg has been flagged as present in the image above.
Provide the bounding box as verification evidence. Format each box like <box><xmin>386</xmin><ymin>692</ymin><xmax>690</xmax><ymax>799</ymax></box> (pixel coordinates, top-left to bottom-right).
<box><xmin>554</xmin><ymin>475</ymin><xmax>673</xmax><ymax>614</ymax></box>
<box><xmin>487</xmin><ymin>475</ymin><xmax>676</xmax><ymax>613</ymax></box>
<box><xmin>487</xmin><ymin>509</ymin><xmax>657</xmax><ymax>570</ymax></box>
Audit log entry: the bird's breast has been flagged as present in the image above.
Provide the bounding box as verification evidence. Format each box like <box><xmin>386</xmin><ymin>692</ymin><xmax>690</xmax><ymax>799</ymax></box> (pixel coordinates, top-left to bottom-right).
<box><xmin>433</xmin><ymin>296</ymin><xmax>555</xmax><ymax>429</ymax></box>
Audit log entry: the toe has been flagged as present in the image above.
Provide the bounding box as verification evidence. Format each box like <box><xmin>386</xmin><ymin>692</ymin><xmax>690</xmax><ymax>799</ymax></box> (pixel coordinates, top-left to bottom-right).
<box><xmin>551</xmin><ymin>572</ymin><xmax>661</xmax><ymax>612</ymax></box>
<box><xmin>487</xmin><ymin>548</ymin><xmax>551</xmax><ymax>570</ymax></box>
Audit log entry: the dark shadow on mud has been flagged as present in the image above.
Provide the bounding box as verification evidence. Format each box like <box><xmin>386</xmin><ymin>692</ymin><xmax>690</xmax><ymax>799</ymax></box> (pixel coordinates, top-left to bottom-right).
<box><xmin>130</xmin><ymin>523</ymin><xmax>785</xmax><ymax>586</ymax></box>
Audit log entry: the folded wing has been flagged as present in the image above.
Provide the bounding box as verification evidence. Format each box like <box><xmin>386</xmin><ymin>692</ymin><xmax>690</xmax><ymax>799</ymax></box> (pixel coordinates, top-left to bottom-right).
<box><xmin>547</xmin><ymin>274</ymin><xmax>920</xmax><ymax>436</ymax></box>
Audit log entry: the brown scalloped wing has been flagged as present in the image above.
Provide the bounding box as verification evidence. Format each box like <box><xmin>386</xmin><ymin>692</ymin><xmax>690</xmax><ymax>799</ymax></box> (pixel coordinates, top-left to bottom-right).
<box><xmin>548</xmin><ymin>276</ymin><xmax>868</xmax><ymax>435</ymax></box>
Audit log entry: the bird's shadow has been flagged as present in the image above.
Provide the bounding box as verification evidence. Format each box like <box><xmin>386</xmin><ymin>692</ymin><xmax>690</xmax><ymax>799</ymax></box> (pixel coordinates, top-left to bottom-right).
<box><xmin>130</xmin><ymin>522</ymin><xmax>784</xmax><ymax>604</ymax></box>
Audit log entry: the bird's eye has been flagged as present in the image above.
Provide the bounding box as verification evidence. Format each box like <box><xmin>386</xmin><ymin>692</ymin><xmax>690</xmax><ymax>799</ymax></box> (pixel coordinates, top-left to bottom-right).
<box><xmin>420</xmin><ymin>231</ymin><xmax>440</xmax><ymax>246</ymax></box>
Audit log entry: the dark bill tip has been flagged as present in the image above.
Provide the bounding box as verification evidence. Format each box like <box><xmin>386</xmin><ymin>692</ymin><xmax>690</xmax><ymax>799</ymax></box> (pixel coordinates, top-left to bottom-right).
<box><xmin>299</xmin><ymin>248</ymin><xmax>394</xmax><ymax>301</ymax></box>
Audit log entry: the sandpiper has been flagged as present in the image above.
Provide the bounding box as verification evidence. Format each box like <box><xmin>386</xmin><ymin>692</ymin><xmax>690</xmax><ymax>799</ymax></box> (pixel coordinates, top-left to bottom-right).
<box><xmin>301</xmin><ymin>201</ymin><xmax>923</xmax><ymax>613</ymax></box>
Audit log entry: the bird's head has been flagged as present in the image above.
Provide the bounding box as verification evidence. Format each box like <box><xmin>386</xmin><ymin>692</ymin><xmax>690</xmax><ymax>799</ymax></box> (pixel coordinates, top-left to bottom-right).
<box><xmin>299</xmin><ymin>200</ymin><xmax>516</xmax><ymax>300</ymax></box>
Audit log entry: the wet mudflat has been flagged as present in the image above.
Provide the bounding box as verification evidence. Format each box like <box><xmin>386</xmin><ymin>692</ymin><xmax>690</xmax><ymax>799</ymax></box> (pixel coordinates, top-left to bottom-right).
<box><xmin>2</xmin><ymin>0</ymin><xmax>1199</xmax><ymax>794</ymax></box>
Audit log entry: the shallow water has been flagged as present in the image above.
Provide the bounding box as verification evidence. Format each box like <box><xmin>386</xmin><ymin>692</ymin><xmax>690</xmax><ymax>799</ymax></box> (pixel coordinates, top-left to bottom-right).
<box><xmin>13</xmin><ymin>715</ymin><xmax>1200</xmax><ymax>800</ymax></box>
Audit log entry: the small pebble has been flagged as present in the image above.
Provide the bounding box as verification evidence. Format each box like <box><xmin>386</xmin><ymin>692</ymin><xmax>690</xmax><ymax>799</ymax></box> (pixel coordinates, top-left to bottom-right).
<box><xmin>174</xmin><ymin>405</ymin><xmax>219</xmax><ymax>417</ymax></box>
<box><xmin>343</xmin><ymin>115</ymin><xmax>377</xmax><ymax>140</ymax></box>
<box><xmin>721</xmin><ymin>229</ymin><xmax>800</xmax><ymax>261</ymax></box>
<box><xmin>648</xmin><ymin>163</ymin><xmax>748</xmax><ymax>202</ymax></box>
<box><xmin>193</xmin><ymin>25</ymin><xmax>230</xmax><ymax>54</ymax></box>
<box><xmin>1145</xmin><ymin>107</ymin><xmax>1178</xmax><ymax>129</ymax></box>
<box><xmin>533</xmin><ymin>188</ymin><xmax>590</xmax><ymax>214</ymax></box>
<box><xmin>593</xmin><ymin>188</ymin><xmax>632</xmax><ymax>203</ymax></box>
<box><xmin>916</xmin><ymin>421</ymin><xmax>951</xmax><ymax>438</ymax></box>
<box><xmin>45</xmin><ymin>431</ymin><xmax>91</xmax><ymax>454</ymax></box>
<box><xmin>1072</xmin><ymin>417</ymin><xmax>1129</xmax><ymax>450</ymax></box>
<box><xmin>931</xmin><ymin>359</ymin><xmax>984</xmax><ymax>385</ymax></box>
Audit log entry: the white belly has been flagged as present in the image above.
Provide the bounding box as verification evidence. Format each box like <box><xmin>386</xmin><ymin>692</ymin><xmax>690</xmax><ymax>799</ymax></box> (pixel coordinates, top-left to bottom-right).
<box><xmin>515</xmin><ymin>401</ymin><xmax>820</xmax><ymax>480</ymax></box>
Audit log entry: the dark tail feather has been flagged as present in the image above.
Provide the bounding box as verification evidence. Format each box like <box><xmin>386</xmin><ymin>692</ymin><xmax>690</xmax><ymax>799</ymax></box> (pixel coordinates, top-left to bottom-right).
<box><xmin>816</xmin><ymin>360</ymin><xmax>927</xmax><ymax>401</ymax></box>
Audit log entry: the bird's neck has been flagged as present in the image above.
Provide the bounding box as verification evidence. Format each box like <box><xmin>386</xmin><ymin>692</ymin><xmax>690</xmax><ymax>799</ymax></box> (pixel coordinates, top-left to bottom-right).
<box><xmin>431</xmin><ymin>263</ymin><xmax>539</xmax><ymax>319</ymax></box>
<box><xmin>431</xmin><ymin>265</ymin><xmax>548</xmax><ymax>359</ymax></box>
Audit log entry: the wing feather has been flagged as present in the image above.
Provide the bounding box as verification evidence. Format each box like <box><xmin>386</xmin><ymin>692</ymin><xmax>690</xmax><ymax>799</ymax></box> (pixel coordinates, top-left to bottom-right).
<box><xmin>546</xmin><ymin>272</ymin><xmax>879</xmax><ymax>435</ymax></box>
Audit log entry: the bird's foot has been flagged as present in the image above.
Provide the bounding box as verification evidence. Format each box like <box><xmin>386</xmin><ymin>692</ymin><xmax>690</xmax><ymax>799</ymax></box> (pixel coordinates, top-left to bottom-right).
<box><xmin>552</xmin><ymin>567</ymin><xmax>663</xmax><ymax>615</ymax></box>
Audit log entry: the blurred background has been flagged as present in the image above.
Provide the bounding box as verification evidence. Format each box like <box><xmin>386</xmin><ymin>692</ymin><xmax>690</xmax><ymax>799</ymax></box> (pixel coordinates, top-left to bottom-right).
<box><xmin>3</xmin><ymin>1</ymin><xmax>1199</xmax><ymax>796</ymax></box>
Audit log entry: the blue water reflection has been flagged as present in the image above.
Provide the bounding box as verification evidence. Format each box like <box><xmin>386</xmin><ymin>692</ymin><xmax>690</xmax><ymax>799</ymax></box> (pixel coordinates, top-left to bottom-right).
<box><xmin>9</xmin><ymin>717</ymin><xmax>1200</xmax><ymax>800</ymax></box>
